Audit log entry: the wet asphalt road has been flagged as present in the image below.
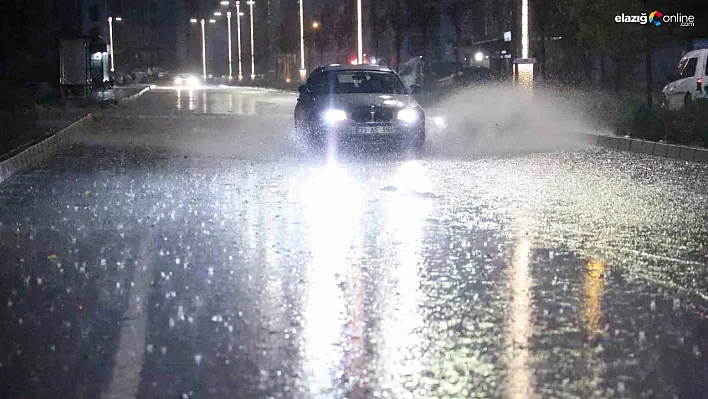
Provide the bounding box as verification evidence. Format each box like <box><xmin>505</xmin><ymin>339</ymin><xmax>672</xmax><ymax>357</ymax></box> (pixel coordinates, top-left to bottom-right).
<box><xmin>1</xmin><ymin>87</ymin><xmax>707</xmax><ymax>399</ymax></box>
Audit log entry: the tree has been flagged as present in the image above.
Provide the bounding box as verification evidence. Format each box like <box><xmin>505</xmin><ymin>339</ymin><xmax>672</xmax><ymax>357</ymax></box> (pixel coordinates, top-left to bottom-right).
<box><xmin>388</xmin><ymin>0</ymin><xmax>405</xmax><ymax>70</ymax></box>
<box><xmin>406</xmin><ymin>0</ymin><xmax>440</xmax><ymax>59</ymax></box>
<box><xmin>448</xmin><ymin>0</ymin><xmax>477</xmax><ymax>66</ymax></box>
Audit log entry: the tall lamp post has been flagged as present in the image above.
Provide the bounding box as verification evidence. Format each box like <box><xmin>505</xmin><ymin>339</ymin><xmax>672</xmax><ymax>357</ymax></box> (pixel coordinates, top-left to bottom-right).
<box><xmin>247</xmin><ymin>1</ymin><xmax>255</xmax><ymax>80</ymax></box>
<box><xmin>227</xmin><ymin>11</ymin><xmax>233</xmax><ymax>80</ymax></box>
<box><xmin>299</xmin><ymin>0</ymin><xmax>306</xmax><ymax>80</ymax></box>
<box><xmin>513</xmin><ymin>0</ymin><xmax>536</xmax><ymax>91</ymax></box>
<box><xmin>357</xmin><ymin>0</ymin><xmax>363</xmax><ymax>64</ymax></box>
<box><xmin>198</xmin><ymin>18</ymin><xmax>207</xmax><ymax>78</ymax></box>
<box><xmin>236</xmin><ymin>2</ymin><xmax>244</xmax><ymax>80</ymax></box>
<box><xmin>108</xmin><ymin>16</ymin><xmax>122</xmax><ymax>72</ymax></box>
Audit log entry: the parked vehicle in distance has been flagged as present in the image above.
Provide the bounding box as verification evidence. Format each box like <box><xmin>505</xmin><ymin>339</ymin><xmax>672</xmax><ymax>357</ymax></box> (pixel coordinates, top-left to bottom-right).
<box><xmin>661</xmin><ymin>48</ymin><xmax>708</xmax><ymax>109</ymax></box>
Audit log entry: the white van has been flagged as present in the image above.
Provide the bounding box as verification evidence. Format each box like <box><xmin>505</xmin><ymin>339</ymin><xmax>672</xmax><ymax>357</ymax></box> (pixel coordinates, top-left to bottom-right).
<box><xmin>661</xmin><ymin>48</ymin><xmax>708</xmax><ymax>109</ymax></box>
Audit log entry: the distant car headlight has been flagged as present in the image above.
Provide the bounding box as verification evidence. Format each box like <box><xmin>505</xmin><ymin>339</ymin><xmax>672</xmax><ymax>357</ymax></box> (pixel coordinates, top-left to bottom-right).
<box><xmin>322</xmin><ymin>109</ymin><xmax>348</xmax><ymax>124</ymax></box>
<box><xmin>186</xmin><ymin>76</ymin><xmax>199</xmax><ymax>86</ymax></box>
<box><xmin>174</xmin><ymin>77</ymin><xmax>183</xmax><ymax>85</ymax></box>
<box><xmin>397</xmin><ymin>108</ymin><xmax>420</xmax><ymax>124</ymax></box>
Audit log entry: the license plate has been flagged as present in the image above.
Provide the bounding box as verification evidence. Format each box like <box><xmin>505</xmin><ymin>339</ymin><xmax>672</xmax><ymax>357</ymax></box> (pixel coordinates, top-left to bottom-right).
<box><xmin>357</xmin><ymin>125</ymin><xmax>394</xmax><ymax>134</ymax></box>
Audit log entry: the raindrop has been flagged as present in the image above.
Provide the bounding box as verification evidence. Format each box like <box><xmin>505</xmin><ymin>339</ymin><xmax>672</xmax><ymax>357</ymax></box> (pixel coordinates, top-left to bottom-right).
<box><xmin>673</xmin><ymin>298</ymin><xmax>680</xmax><ymax>310</ymax></box>
<box><xmin>175</xmin><ymin>258</ymin><xmax>181</xmax><ymax>265</ymax></box>
<box><xmin>211</xmin><ymin>315</ymin><xmax>223</xmax><ymax>322</ymax></box>
<box><xmin>146</xmin><ymin>344</ymin><xmax>154</xmax><ymax>353</ymax></box>
<box><xmin>194</xmin><ymin>354</ymin><xmax>203</xmax><ymax>365</ymax></box>
<box><xmin>208</xmin><ymin>268</ymin><xmax>214</xmax><ymax>276</ymax></box>
<box><xmin>101</xmin><ymin>259</ymin><xmax>107</xmax><ymax>266</ymax></box>
<box><xmin>617</xmin><ymin>381</ymin><xmax>625</xmax><ymax>393</ymax></box>
<box><xmin>177</xmin><ymin>306</ymin><xmax>185</xmax><ymax>321</ymax></box>
<box><xmin>650</xmin><ymin>300</ymin><xmax>656</xmax><ymax>311</ymax></box>
<box><xmin>169</xmin><ymin>317</ymin><xmax>175</xmax><ymax>328</ymax></box>
<box><xmin>161</xmin><ymin>346</ymin><xmax>167</xmax><ymax>355</ymax></box>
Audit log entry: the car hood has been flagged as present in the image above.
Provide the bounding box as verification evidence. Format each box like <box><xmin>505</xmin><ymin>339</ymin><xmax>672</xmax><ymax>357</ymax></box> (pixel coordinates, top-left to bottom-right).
<box><xmin>314</xmin><ymin>94</ymin><xmax>421</xmax><ymax>110</ymax></box>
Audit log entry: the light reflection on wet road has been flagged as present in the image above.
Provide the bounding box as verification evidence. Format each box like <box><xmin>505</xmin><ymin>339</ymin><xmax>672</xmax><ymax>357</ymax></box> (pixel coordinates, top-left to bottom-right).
<box><xmin>0</xmin><ymin>87</ymin><xmax>707</xmax><ymax>399</ymax></box>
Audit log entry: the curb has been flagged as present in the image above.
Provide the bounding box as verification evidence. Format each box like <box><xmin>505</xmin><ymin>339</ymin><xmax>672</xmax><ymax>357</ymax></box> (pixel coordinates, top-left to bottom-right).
<box><xmin>0</xmin><ymin>87</ymin><xmax>151</xmax><ymax>186</ymax></box>
<box><xmin>119</xmin><ymin>86</ymin><xmax>150</xmax><ymax>103</ymax></box>
<box><xmin>577</xmin><ymin>132</ymin><xmax>708</xmax><ymax>164</ymax></box>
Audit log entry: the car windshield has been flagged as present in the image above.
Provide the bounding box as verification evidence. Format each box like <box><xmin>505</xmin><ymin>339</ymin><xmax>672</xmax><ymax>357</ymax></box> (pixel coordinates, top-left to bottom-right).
<box><xmin>315</xmin><ymin>70</ymin><xmax>406</xmax><ymax>95</ymax></box>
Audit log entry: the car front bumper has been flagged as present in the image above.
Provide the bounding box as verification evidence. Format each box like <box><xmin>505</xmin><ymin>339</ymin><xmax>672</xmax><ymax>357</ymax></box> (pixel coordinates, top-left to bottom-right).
<box><xmin>311</xmin><ymin>122</ymin><xmax>424</xmax><ymax>142</ymax></box>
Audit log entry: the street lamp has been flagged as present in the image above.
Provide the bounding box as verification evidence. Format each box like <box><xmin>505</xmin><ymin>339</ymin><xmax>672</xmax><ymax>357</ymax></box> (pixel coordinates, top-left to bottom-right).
<box><xmin>200</xmin><ymin>19</ymin><xmax>207</xmax><ymax>78</ymax></box>
<box><xmin>299</xmin><ymin>0</ymin><xmax>306</xmax><ymax>80</ymax></box>
<box><xmin>108</xmin><ymin>16</ymin><xmax>122</xmax><ymax>72</ymax></box>
<box><xmin>227</xmin><ymin>11</ymin><xmax>233</xmax><ymax>80</ymax></box>
<box><xmin>236</xmin><ymin>2</ymin><xmax>244</xmax><ymax>80</ymax></box>
<box><xmin>247</xmin><ymin>0</ymin><xmax>255</xmax><ymax>80</ymax></box>
<box><xmin>357</xmin><ymin>0</ymin><xmax>363</xmax><ymax>65</ymax></box>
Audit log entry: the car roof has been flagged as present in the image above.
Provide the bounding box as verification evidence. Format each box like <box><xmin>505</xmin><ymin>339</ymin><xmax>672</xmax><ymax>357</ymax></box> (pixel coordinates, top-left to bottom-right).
<box><xmin>683</xmin><ymin>49</ymin><xmax>708</xmax><ymax>59</ymax></box>
<box><xmin>319</xmin><ymin>64</ymin><xmax>396</xmax><ymax>73</ymax></box>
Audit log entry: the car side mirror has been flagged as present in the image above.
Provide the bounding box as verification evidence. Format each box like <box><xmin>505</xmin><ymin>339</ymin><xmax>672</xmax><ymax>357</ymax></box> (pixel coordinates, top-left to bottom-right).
<box><xmin>298</xmin><ymin>84</ymin><xmax>312</xmax><ymax>95</ymax></box>
<box><xmin>409</xmin><ymin>84</ymin><xmax>422</xmax><ymax>94</ymax></box>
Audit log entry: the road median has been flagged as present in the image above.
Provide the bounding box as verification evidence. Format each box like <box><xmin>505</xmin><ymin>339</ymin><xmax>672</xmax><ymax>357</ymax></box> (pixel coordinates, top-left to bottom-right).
<box><xmin>0</xmin><ymin>86</ymin><xmax>150</xmax><ymax>185</ymax></box>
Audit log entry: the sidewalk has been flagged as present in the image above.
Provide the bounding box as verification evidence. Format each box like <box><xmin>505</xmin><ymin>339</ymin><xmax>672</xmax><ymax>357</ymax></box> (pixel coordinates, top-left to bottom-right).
<box><xmin>0</xmin><ymin>86</ymin><xmax>146</xmax><ymax>161</ymax></box>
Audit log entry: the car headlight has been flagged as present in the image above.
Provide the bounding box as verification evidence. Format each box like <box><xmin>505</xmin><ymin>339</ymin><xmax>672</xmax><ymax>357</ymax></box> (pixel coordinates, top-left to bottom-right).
<box><xmin>174</xmin><ymin>77</ymin><xmax>183</xmax><ymax>85</ymax></box>
<box><xmin>322</xmin><ymin>109</ymin><xmax>348</xmax><ymax>124</ymax></box>
<box><xmin>397</xmin><ymin>108</ymin><xmax>420</xmax><ymax>124</ymax></box>
<box><xmin>186</xmin><ymin>76</ymin><xmax>199</xmax><ymax>86</ymax></box>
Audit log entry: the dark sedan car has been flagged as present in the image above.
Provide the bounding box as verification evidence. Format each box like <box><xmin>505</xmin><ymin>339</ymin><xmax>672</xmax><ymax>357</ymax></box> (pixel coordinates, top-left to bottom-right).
<box><xmin>294</xmin><ymin>65</ymin><xmax>425</xmax><ymax>150</ymax></box>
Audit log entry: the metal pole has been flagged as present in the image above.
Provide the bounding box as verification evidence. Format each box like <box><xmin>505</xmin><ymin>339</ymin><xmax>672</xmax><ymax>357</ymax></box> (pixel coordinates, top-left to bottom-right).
<box><xmin>201</xmin><ymin>18</ymin><xmax>207</xmax><ymax>78</ymax></box>
<box><xmin>299</xmin><ymin>0</ymin><xmax>306</xmax><ymax>79</ymax></box>
<box><xmin>248</xmin><ymin>1</ymin><xmax>255</xmax><ymax>80</ymax></box>
<box><xmin>236</xmin><ymin>2</ymin><xmax>243</xmax><ymax>80</ymax></box>
<box><xmin>357</xmin><ymin>0</ymin><xmax>363</xmax><ymax>64</ymax></box>
<box><xmin>108</xmin><ymin>17</ymin><xmax>115</xmax><ymax>72</ymax></box>
<box><xmin>227</xmin><ymin>11</ymin><xmax>233</xmax><ymax>79</ymax></box>
<box><xmin>521</xmin><ymin>0</ymin><xmax>529</xmax><ymax>58</ymax></box>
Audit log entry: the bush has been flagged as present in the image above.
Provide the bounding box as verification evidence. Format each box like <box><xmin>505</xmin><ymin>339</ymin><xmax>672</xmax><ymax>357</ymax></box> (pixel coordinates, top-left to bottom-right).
<box><xmin>623</xmin><ymin>102</ymin><xmax>708</xmax><ymax>147</ymax></box>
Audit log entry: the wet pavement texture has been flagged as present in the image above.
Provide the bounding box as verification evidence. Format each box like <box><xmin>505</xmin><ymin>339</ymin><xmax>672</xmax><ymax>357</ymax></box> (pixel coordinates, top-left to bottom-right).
<box><xmin>0</xmin><ymin>87</ymin><xmax>707</xmax><ymax>399</ymax></box>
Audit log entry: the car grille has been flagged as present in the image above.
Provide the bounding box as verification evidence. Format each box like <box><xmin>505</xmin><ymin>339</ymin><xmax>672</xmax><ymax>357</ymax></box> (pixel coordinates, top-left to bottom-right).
<box><xmin>349</xmin><ymin>107</ymin><xmax>395</xmax><ymax>123</ymax></box>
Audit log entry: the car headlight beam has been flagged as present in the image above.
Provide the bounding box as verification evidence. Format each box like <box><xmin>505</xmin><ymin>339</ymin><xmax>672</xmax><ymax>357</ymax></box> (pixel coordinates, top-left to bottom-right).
<box><xmin>322</xmin><ymin>109</ymin><xmax>348</xmax><ymax>124</ymax></box>
<box><xmin>397</xmin><ymin>108</ymin><xmax>419</xmax><ymax>124</ymax></box>
<box><xmin>175</xmin><ymin>77</ymin><xmax>183</xmax><ymax>85</ymax></box>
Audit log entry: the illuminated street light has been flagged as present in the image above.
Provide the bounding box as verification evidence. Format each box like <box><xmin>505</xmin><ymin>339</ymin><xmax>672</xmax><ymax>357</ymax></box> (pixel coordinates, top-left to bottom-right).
<box><xmin>247</xmin><ymin>1</ymin><xmax>255</xmax><ymax>80</ymax></box>
<box><xmin>522</xmin><ymin>0</ymin><xmax>529</xmax><ymax>58</ymax></box>
<box><xmin>312</xmin><ymin>21</ymin><xmax>320</xmax><ymax>29</ymax></box>
<box><xmin>200</xmin><ymin>19</ymin><xmax>207</xmax><ymax>78</ymax></box>
<box><xmin>189</xmin><ymin>18</ymin><xmax>198</xmax><ymax>23</ymax></box>
<box><xmin>236</xmin><ymin>1</ymin><xmax>243</xmax><ymax>80</ymax></box>
<box><xmin>227</xmin><ymin>11</ymin><xmax>233</xmax><ymax>80</ymax></box>
<box><xmin>474</xmin><ymin>51</ymin><xmax>484</xmax><ymax>62</ymax></box>
<box><xmin>514</xmin><ymin>0</ymin><xmax>535</xmax><ymax>92</ymax></box>
<box><xmin>108</xmin><ymin>17</ymin><xmax>116</xmax><ymax>72</ymax></box>
<box><xmin>220</xmin><ymin>0</ymin><xmax>229</xmax><ymax>4</ymax></box>
<box><xmin>299</xmin><ymin>0</ymin><xmax>306</xmax><ymax>80</ymax></box>
<box><xmin>115</xmin><ymin>17</ymin><xmax>122</xmax><ymax>21</ymax></box>
<box><xmin>357</xmin><ymin>0</ymin><xmax>363</xmax><ymax>64</ymax></box>
<box><xmin>209</xmin><ymin>18</ymin><xmax>216</xmax><ymax>23</ymax></box>
<box><xmin>214</xmin><ymin>11</ymin><xmax>222</xmax><ymax>16</ymax></box>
